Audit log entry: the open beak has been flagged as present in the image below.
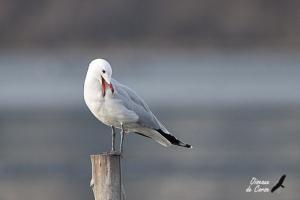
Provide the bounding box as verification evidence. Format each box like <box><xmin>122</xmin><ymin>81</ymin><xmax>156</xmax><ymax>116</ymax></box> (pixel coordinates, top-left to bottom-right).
<box><xmin>101</xmin><ymin>76</ymin><xmax>114</xmax><ymax>97</ymax></box>
<box><xmin>101</xmin><ymin>76</ymin><xmax>106</xmax><ymax>97</ymax></box>
<box><xmin>109</xmin><ymin>82</ymin><xmax>114</xmax><ymax>94</ymax></box>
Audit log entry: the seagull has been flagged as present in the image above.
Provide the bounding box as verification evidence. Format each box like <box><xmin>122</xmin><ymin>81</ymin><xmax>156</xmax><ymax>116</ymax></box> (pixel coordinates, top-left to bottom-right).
<box><xmin>84</xmin><ymin>58</ymin><xmax>192</xmax><ymax>153</ymax></box>
<box><xmin>271</xmin><ymin>174</ymin><xmax>286</xmax><ymax>193</ymax></box>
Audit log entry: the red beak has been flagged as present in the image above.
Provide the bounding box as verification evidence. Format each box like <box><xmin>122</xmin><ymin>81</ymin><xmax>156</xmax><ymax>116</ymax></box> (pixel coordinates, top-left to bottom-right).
<box><xmin>101</xmin><ymin>77</ymin><xmax>106</xmax><ymax>97</ymax></box>
<box><xmin>109</xmin><ymin>83</ymin><xmax>114</xmax><ymax>94</ymax></box>
<box><xmin>101</xmin><ymin>76</ymin><xmax>114</xmax><ymax>97</ymax></box>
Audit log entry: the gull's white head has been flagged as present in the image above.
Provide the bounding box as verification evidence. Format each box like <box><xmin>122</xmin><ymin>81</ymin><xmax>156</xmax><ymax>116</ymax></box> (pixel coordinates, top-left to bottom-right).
<box><xmin>88</xmin><ymin>59</ymin><xmax>112</xmax><ymax>84</ymax></box>
<box><xmin>88</xmin><ymin>58</ymin><xmax>114</xmax><ymax>97</ymax></box>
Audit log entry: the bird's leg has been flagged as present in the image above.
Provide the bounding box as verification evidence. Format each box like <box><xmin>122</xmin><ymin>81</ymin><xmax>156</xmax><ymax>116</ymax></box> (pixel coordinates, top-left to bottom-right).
<box><xmin>119</xmin><ymin>123</ymin><xmax>125</xmax><ymax>154</ymax></box>
<box><xmin>111</xmin><ymin>125</ymin><xmax>116</xmax><ymax>152</ymax></box>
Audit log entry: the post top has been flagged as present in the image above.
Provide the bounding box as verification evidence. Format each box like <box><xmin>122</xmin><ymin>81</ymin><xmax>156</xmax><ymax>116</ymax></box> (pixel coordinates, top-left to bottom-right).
<box><xmin>90</xmin><ymin>152</ymin><xmax>121</xmax><ymax>158</ymax></box>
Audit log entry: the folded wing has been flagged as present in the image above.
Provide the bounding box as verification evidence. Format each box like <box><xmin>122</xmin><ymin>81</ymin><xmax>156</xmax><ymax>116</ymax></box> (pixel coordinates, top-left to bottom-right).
<box><xmin>113</xmin><ymin>79</ymin><xmax>192</xmax><ymax>148</ymax></box>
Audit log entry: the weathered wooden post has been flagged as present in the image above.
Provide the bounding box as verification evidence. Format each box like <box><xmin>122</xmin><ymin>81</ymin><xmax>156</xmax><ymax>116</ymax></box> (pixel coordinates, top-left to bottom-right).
<box><xmin>90</xmin><ymin>153</ymin><xmax>125</xmax><ymax>200</ymax></box>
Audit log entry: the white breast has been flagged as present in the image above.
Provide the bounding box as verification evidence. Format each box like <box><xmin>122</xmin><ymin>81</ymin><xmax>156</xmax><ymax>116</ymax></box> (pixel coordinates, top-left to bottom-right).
<box><xmin>84</xmin><ymin>73</ymin><xmax>104</xmax><ymax>114</ymax></box>
<box><xmin>84</xmin><ymin>75</ymin><xmax>138</xmax><ymax>128</ymax></box>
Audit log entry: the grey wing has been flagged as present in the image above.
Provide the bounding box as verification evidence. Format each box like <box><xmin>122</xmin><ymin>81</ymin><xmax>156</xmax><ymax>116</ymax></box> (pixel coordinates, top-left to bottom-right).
<box><xmin>114</xmin><ymin>80</ymin><xmax>169</xmax><ymax>133</ymax></box>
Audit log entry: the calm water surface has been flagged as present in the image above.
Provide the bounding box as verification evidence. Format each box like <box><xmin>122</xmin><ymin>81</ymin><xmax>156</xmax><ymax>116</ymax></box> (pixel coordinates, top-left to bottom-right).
<box><xmin>0</xmin><ymin>50</ymin><xmax>299</xmax><ymax>200</ymax></box>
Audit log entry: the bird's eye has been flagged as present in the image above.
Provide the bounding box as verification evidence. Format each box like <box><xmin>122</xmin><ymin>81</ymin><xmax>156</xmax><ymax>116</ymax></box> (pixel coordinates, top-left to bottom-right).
<box><xmin>102</xmin><ymin>70</ymin><xmax>106</xmax><ymax>73</ymax></box>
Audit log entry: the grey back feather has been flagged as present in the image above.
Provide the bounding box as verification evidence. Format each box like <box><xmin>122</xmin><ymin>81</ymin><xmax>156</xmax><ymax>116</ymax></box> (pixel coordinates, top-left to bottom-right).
<box><xmin>112</xmin><ymin>79</ymin><xmax>169</xmax><ymax>133</ymax></box>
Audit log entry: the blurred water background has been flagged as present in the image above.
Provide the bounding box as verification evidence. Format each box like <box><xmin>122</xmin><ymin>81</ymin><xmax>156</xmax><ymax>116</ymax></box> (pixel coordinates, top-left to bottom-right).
<box><xmin>1</xmin><ymin>1</ymin><xmax>300</xmax><ymax>200</ymax></box>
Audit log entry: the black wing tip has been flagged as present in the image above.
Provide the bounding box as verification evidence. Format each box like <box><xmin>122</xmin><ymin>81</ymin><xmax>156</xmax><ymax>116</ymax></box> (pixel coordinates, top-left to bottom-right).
<box><xmin>184</xmin><ymin>144</ymin><xmax>193</xmax><ymax>148</ymax></box>
<box><xmin>156</xmin><ymin>129</ymin><xmax>192</xmax><ymax>149</ymax></box>
<box><xmin>177</xmin><ymin>141</ymin><xmax>193</xmax><ymax>148</ymax></box>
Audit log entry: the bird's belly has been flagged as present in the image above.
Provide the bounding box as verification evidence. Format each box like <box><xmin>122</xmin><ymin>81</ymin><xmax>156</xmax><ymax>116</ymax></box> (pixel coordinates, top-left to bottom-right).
<box><xmin>87</xmin><ymin>98</ymin><xmax>138</xmax><ymax>128</ymax></box>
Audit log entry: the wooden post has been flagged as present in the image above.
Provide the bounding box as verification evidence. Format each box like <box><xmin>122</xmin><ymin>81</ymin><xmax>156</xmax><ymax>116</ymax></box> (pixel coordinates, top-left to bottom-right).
<box><xmin>90</xmin><ymin>153</ymin><xmax>125</xmax><ymax>200</ymax></box>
